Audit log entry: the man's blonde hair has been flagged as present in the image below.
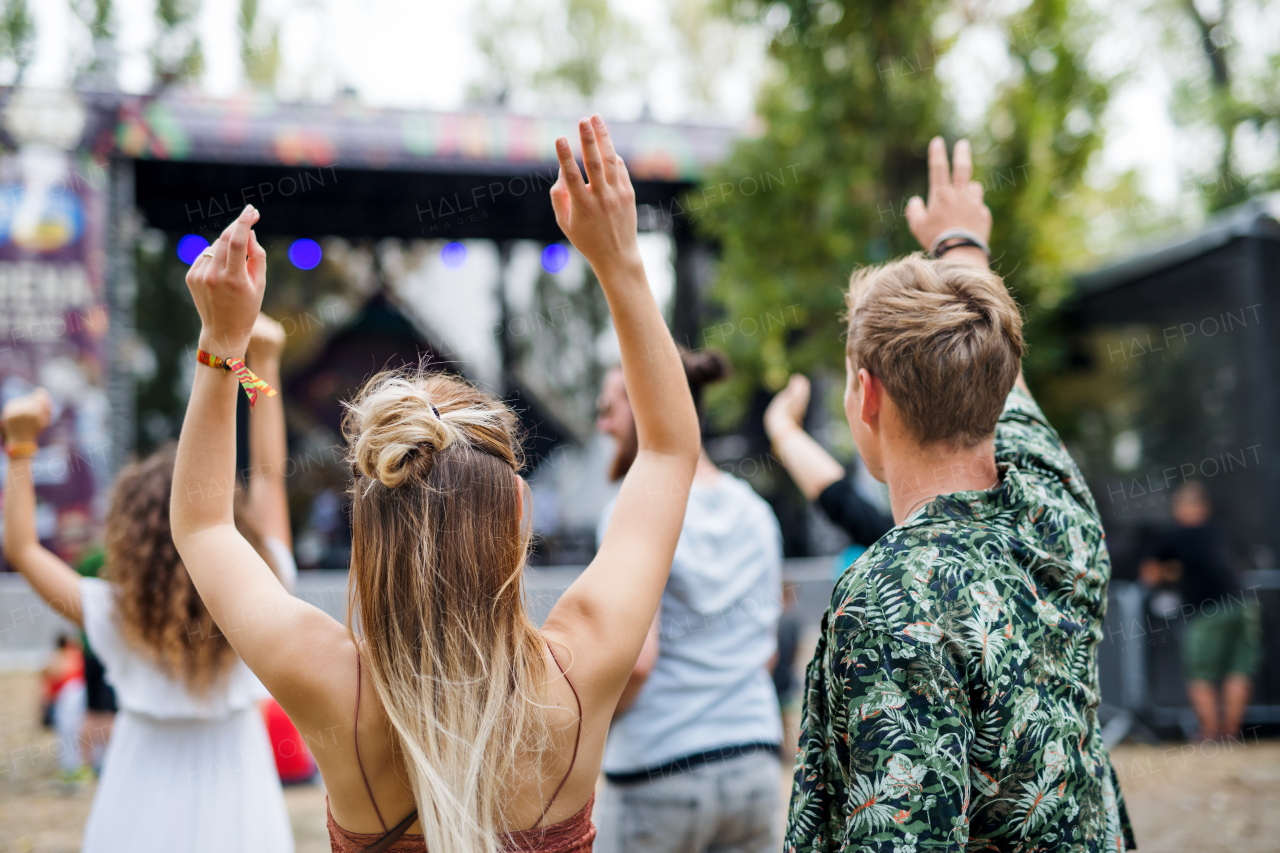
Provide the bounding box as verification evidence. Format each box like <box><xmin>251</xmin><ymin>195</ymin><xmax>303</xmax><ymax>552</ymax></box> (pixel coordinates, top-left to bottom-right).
<box><xmin>845</xmin><ymin>253</ymin><xmax>1023</xmax><ymax>446</ymax></box>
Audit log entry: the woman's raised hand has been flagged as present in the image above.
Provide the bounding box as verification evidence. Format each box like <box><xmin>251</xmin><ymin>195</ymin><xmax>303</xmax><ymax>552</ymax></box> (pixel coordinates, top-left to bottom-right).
<box><xmin>550</xmin><ymin>115</ymin><xmax>641</xmax><ymax>277</ymax></box>
<box><xmin>1</xmin><ymin>389</ymin><xmax>52</xmax><ymax>444</ymax></box>
<box><xmin>246</xmin><ymin>312</ymin><xmax>287</xmax><ymax>365</ymax></box>
<box><xmin>185</xmin><ymin>205</ymin><xmax>268</xmax><ymax>357</ymax></box>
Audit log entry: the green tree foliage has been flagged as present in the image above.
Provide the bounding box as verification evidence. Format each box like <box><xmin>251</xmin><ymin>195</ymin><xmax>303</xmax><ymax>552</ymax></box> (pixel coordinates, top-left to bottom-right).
<box><xmin>698</xmin><ymin>0</ymin><xmax>954</xmax><ymax>421</ymax></box>
<box><xmin>669</xmin><ymin>0</ymin><xmax>741</xmax><ymax>108</ymax></box>
<box><xmin>239</xmin><ymin>0</ymin><xmax>281</xmax><ymax>89</ymax></box>
<box><xmin>699</xmin><ymin>0</ymin><xmax>1113</xmax><ymax>427</ymax></box>
<box><xmin>541</xmin><ymin>0</ymin><xmax>634</xmax><ymax>98</ymax></box>
<box><xmin>152</xmin><ymin>0</ymin><xmax>202</xmax><ymax>86</ymax></box>
<box><xmin>469</xmin><ymin>0</ymin><xmax>540</xmax><ymax>105</ymax></box>
<box><xmin>1158</xmin><ymin>0</ymin><xmax>1280</xmax><ymax>211</ymax></box>
<box><xmin>971</xmin><ymin>0</ymin><xmax>1111</xmax><ymax>401</ymax></box>
<box><xmin>70</xmin><ymin>0</ymin><xmax>115</xmax><ymax>85</ymax></box>
<box><xmin>0</xmin><ymin>0</ymin><xmax>34</xmax><ymax>83</ymax></box>
<box><xmin>73</xmin><ymin>0</ymin><xmax>112</xmax><ymax>39</ymax></box>
<box><xmin>469</xmin><ymin>0</ymin><xmax>646</xmax><ymax>105</ymax></box>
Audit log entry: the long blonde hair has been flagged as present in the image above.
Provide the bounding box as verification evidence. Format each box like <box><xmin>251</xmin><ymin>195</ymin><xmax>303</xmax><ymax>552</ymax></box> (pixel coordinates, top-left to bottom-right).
<box><xmin>342</xmin><ymin>368</ymin><xmax>549</xmax><ymax>853</ymax></box>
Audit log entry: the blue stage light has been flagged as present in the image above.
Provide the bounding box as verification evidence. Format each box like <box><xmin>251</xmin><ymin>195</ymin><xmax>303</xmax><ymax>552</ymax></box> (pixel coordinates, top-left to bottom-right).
<box><xmin>541</xmin><ymin>243</ymin><xmax>569</xmax><ymax>273</ymax></box>
<box><xmin>441</xmin><ymin>242</ymin><xmax>467</xmax><ymax>268</ymax></box>
<box><xmin>176</xmin><ymin>234</ymin><xmax>210</xmax><ymax>264</ymax></box>
<box><xmin>288</xmin><ymin>238</ymin><xmax>323</xmax><ymax>270</ymax></box>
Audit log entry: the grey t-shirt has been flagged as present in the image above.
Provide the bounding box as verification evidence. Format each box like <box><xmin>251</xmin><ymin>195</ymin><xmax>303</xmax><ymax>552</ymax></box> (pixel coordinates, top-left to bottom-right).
<box><xmin>596</xmin><ymin>472</ymin><xmax>784</xmax><ymax>773</ymax></box>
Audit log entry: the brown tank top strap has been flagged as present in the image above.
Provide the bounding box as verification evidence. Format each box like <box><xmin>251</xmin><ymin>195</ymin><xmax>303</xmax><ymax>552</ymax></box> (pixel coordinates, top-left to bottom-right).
<box><xmin>535</xmin><ymin>639</ymin><xmax>583</xmax><ymax>829</ymax></box>
<box><xmin>354</xmin><ymin>654</ymin><xmax>389</xmax><ymax>834</ymax></box>
<box><xmin>356</xmin><ymin>808</ymin><xmax>420</xmax><ymax>853</ymax></box>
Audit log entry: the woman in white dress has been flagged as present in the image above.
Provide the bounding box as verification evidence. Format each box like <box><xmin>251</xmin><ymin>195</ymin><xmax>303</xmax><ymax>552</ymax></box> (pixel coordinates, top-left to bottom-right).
<box><xmin>1</xmin><ymin>315</ymin><xmax>295</xmax><ymax>853</ymax></box>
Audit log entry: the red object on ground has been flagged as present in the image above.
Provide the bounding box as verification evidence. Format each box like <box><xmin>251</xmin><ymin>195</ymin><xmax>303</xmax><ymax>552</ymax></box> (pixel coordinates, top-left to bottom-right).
<box><xmin>42</xmin><ymin>648</ymin><xmax>85</xmax><ymax>704</ymax></box>
<box><xmin>261</xmin><ymin>698</ymin><xmax>316</xmax><ymax>784</ymax></box>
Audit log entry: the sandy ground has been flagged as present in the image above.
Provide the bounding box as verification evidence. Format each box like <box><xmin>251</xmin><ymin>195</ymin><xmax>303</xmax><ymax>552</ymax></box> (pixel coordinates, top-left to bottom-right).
<box><xmin>3</xmin><ymin>671</ymin><xmax>1279</xmax><ymax>852</ymax></box>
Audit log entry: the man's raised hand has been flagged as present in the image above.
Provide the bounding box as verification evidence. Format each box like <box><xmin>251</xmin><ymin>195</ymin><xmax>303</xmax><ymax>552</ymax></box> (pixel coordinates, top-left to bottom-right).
<box><xmin>764</xmin><ymin>374</ymin><xmax>811</xmax><ymax>440</ymax></box>
<box><xmin>185</xmin><ymin>205</ymin><xmax>268</xmax><ymax>357</ymax></box>
<box><xmin>549</xmin><ymin>115</ymin><xmax>642</xmax><ymax>278</ymax></box>
<box><xmin>905</xmin><ymin>138</ymin><xmax>992</xmax><ymax>267</ymax></box>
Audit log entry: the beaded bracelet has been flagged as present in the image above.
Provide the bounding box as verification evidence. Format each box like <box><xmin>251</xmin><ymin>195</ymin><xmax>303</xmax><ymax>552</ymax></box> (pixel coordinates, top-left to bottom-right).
<box><xmin>196</xmin><ymin>349</ymin><xmax>278</xmax><ymax>410</ymax></box>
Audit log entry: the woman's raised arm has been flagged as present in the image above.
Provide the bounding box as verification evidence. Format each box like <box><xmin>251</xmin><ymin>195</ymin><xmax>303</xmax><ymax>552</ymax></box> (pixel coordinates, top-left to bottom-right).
<box><xmin>170</xmin><ymin>208</ymin><xmax>346</xmax><ymax>712</ymax></box>
<box><xmin>540</xmin><ymin>116</ymin><xmax>700</xmax><ymax>699</ymax></box>
<box><xmin>2</xmin><ymin>390</ymin><xmax>83</xmax><ymax>625</ymax></box>
<box><xmin>245</xmin><ymin>313</ymin><xmax>291</xmax><ymax>554</ymax></box>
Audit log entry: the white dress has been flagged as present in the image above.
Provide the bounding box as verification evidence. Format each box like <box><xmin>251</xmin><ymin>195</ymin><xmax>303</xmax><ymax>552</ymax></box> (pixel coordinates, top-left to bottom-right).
<box><xmin>79</xmin><ymin>568</ymin><xmax>295</xmax><ymax>853</ymax></box>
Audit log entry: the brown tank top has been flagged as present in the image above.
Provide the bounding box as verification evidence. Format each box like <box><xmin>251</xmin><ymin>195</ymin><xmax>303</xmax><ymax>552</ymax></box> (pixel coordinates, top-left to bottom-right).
<box><xmin>326</xmin><ymin>642</ymin><xmax>596</xmax><ymax>853</ymax></box>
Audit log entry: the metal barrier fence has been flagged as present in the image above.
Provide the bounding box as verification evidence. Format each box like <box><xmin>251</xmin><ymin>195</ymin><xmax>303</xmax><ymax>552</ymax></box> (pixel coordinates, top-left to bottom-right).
<box><xmin>1097</xmin><ymin>571</ymin><xmax>1280</xmax><ymax>741</ymax></box>
<box><xmin>0</xmin><ymin>559</ymin><xmax>840</xmax><ymax>670</ymax></box>
<box><xmin>4</xmin><ymin>562</ymin><xmax>1278</xmax><ymax>742</ymax></box>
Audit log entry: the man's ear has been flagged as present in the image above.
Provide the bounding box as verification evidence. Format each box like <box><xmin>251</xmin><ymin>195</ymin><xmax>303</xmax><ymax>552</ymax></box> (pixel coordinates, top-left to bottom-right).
<box><xmin>857</xmin><ymin>368</ymin><xmax>880</xmax><ymax>430</ymax></box>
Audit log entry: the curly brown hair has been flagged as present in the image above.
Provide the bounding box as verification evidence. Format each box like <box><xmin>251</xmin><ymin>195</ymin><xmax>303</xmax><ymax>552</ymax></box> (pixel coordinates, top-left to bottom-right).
<box><xmin>104</xmin><ymin>444</ymin><xmax>273</xmax><ymax>693</ymax></box>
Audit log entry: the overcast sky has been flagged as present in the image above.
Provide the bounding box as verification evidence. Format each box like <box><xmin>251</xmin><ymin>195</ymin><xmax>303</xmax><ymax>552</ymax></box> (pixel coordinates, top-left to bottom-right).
<box><xmin>22</xmin><ymin>0</ymin><xmax>1279</xmax><ymax>230</ymax></box>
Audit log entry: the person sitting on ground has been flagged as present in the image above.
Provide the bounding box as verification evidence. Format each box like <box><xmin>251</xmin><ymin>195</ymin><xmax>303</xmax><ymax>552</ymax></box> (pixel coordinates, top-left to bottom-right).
<box><xmin>784</xmin><ymin>137</ymin><xmax>1135</xmax><ymax>852</ymax></box>
<box><xmin>1140</xmin><ymin>480</ymin><xmax>1260</xmax><ymax>742</ymax></box>
<box><xmin>166</xmin><ymin>115</ymin><xmax>700</xmax><ymax>853</ymax></box>
<box><xmin>2</xmin><ymin>314</ymin><xmax>296</xmax><ymax>853</ymax></box>
<box><xmin>593</xmin><ymin>348</ymin><xmax>784</xmax><ymax>853</ymax></box>
<box><xmin>764</xmin><ymin>373</ymin><xmax>893</xmax><ymax>549</ymax></box>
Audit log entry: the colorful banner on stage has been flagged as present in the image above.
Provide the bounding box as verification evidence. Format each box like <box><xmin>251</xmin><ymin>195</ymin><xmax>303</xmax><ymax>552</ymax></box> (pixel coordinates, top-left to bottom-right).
<box><xmin>0</xmin><ymin>145</ymin><xmax>110</xmax><ymax>571</ymax></box>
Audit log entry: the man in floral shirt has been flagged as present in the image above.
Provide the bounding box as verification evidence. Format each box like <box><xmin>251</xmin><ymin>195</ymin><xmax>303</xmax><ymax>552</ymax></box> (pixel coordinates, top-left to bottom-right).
<box><xmin>784</xmin><ymin>139</ymin><xmax>1135</xmax><ymax>852</ymax></box>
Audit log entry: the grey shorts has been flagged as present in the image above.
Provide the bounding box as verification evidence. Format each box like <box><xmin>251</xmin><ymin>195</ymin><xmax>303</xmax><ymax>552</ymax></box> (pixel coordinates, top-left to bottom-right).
<box><xmin>594</xmin><ymin>750</ymin><xmax>782</xmax><ymax>853</ymax></box>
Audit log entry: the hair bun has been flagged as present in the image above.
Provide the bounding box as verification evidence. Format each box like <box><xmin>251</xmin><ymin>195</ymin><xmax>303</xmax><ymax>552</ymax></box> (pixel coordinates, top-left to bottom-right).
<box><xmin>344</xmin><ymin>376</ymin><xmax>455</xmax><ymax>488</ymax></box>
<box><xmin>680</xmin><ymin>348</ymin><xmax>730</xmax><ymax>389</ymax></box>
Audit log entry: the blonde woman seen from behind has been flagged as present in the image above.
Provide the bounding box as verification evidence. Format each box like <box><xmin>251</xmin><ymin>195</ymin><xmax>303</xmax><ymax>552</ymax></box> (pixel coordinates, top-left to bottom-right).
<box><xmin>168</xmin><ymin>116</ymin><xmax>700</xmax><ymax>853</ymax></box>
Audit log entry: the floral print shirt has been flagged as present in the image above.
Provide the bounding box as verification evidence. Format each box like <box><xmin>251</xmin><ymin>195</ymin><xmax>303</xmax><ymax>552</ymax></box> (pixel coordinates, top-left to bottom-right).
<box><xmin>785</xmin><ymin>388</ymin><xmax>1136</xmax><ymax>852</ymax></box>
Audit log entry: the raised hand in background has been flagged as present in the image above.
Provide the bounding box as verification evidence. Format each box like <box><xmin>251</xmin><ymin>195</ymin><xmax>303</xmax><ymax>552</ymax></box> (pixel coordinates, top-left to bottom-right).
<box><xmin>3</xmin><ymin>388</ymin><xmax>83</xmax><ymax>624</ymax></box>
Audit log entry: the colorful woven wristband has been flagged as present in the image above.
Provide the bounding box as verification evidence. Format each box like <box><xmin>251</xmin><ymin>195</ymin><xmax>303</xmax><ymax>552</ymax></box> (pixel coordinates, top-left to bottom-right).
<box><xmin>196</xmin><ymin>349</ymin><xmax>278</xmax><ymax>410</ymax></box>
